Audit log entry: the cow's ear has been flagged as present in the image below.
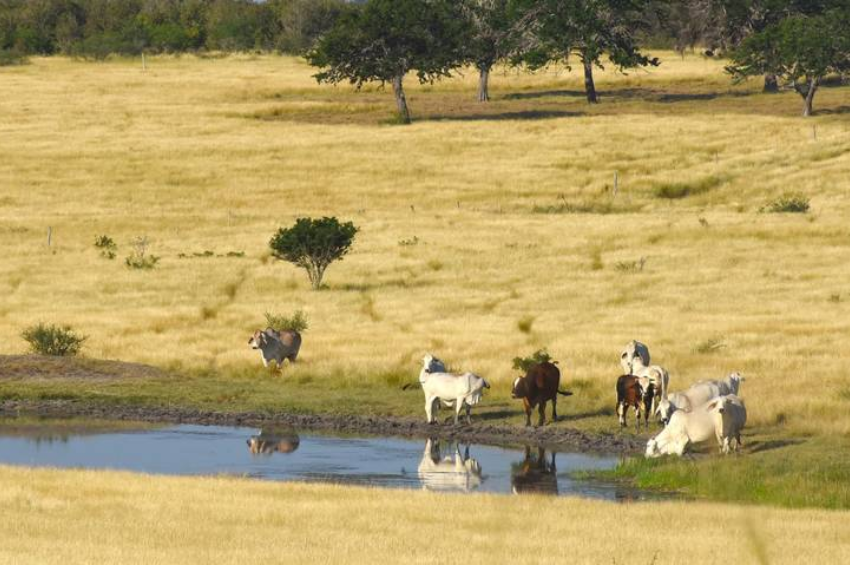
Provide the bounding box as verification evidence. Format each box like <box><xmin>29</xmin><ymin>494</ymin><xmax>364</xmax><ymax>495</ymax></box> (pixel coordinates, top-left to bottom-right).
<box><xmin>706</xmin><ymin>399</ymin><xmax>720</xmax><ymax>411</ymax></box>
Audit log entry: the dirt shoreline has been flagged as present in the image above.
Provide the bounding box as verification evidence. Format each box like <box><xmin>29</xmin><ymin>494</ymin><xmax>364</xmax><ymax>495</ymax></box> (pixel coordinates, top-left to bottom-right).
<box><xmin>0</xmin><ymin>399</ymin><xmax>645</xmax><ymax>454</ymax></box>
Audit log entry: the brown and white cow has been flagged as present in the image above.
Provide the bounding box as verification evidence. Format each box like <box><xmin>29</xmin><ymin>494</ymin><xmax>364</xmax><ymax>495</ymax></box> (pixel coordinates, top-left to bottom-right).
<box><xmin>511</xmin><ymin>362</ymin><xmax>573</xmax><ymax>427</ymax></box>
<box><xmin>616</xmin><ymin>374</ymin><xmax>654</xmax><ymax>430</ymax></box>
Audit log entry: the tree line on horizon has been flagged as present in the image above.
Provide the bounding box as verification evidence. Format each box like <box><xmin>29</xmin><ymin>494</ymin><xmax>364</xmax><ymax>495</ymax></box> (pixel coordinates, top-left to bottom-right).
<box><xmin>1</xmin><ymin>0</ymin><xmax>848</xmax><ymax>118</ymax></box>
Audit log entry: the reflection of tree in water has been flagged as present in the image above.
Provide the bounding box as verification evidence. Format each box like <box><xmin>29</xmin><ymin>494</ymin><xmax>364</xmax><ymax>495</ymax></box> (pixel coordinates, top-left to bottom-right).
<box><xmin>511</xmin><ymin>446</ymin><xmax>558</xmax><ymax>495</ymax></box>
<box><xmin>246</xmin><ymin>428</ymin><xmax>300</xmax><ymax>456</ymax></box>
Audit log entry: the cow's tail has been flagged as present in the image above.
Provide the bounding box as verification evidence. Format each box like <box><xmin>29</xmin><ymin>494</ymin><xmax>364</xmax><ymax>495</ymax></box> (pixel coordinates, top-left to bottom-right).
<box><xmin>557</xmin><ymin>389</ymin><xmax>573</xmax><ymax>397</ymax></box>
<box><xmin>401</xmin><ymin>382</ymin><xmax>421</xmax><ymax>391</ymax></box>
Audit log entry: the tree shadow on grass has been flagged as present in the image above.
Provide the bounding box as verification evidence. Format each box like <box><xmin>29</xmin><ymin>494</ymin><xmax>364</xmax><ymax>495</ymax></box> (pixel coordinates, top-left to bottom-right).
<box><xmin>425</xmin><ymin>109</ymin><xmax>583</xmax><ymax>122</ymax></box>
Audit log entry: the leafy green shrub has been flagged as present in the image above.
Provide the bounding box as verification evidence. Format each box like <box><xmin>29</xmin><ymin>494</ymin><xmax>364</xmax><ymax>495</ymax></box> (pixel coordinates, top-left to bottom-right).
<box><xmin>760</xmin><ymin>193</ymin><xmax>810</xmax><ymax>214</ymax></box>
<box><xmin>264</xmin><ymin>310</ymin><xmax>309</xmax><ymax>333</ymax></box>
<box><xmin>21</xmin><ymin>323</ymin><xmax>86</xmax><ymax>356</ymax></box>
<box><xmin>653</xmin><ymin>176</ymin><xmax>723</xmax><ymax>199</ymax></box>
<box><xmin>94</xmin><ymin>235</ymin><xmax>117</xmax><ymax>259</ymax></box>
<box><xmin>269</xmin><ymin>217</ymin><xmax>358</xmax><ymax>290</ymax></box>
<box><xmin>512</xmin><ymin>348</ymin><xmax>557</xmax><ymax>373</ymax></box>
<box><xmin>125</xmin><ymin>236</ymin><xmax>160</xmax><ymax>270</ymax></box>
<box><xmin>517</xmin><ymin>316</ymin><xmax>535</xmax><ymax>334</ymax></box>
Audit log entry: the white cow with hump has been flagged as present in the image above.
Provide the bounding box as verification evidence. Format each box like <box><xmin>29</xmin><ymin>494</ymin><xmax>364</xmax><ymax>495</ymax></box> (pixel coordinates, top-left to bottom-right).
<box><xmin>645</xmin><ymin>402</ymin><xmax>717</xmax><ymax>457</ymax></box>
<box><xmin>419</xmin><ymin>354</ymin><xmax>489</xmax><ymax>424</ymax></box>
<box><xmin>707</xmin><ymin>394</ymin><xmax>747</xmax><ymax>454</ymax></box>
<box><xmin>655</xmin><ymin>373</ymin><xmax>744</xmax><ymax>425</ymax></box>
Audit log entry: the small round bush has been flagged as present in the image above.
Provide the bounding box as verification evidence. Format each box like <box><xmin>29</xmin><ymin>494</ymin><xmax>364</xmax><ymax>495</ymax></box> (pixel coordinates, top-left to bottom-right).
<box><xmin>21</xmin><ymin>323</ymin><xmax>87</xmax><ymax>357</ymax></box>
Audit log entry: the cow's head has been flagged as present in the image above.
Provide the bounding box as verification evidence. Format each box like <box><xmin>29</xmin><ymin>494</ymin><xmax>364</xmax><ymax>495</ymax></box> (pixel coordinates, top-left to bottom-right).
<box><xmin>248</xmin><ymin>330</ymin><xmax>266</xmax><ymax>350</ymax></box>
<box><xmin>511</xmin><ymin>376</ymin><xmax>528</xmax><ymax>399</ymax></box>
<box><xmin>422</xmin><ymin>353</ymin><xmax>446</xmax><ymax>374</ymax></box>
<box><xmin>727</xmin><ymin>372</ymin><xmax>744</xmax><ymax>395</ymax></box>
<box><xmin>655</xmin><ymin>397</ymin><xmax>674</xmax><ymax>426</ymax></box>
<box><xmin>707</xmin><ymin>396</ymin><xmax>735</xmax><ymax>415</ymax></box>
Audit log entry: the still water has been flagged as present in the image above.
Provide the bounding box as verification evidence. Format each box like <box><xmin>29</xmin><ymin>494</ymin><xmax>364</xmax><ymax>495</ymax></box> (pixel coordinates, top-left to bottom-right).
<box><xmin>0</xmin><ymin>423</ymin><xmax>655</xmax><ymax>500</ymax></box>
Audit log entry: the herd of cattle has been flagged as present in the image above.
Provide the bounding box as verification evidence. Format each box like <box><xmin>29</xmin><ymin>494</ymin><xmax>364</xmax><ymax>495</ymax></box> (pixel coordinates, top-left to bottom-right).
<box><xmin>416</xmin><ymin>340</ymin><xmax>748</xmax><ymax>459</ymax></box>
<box><xmin>248</xmin><ymin>328</ymin><xmax>747</xmax><ymax>459</ymax></box>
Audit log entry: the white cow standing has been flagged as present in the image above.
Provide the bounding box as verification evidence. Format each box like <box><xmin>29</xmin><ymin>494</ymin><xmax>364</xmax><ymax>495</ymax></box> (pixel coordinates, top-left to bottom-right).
<box><xmin>419</xmin><ymin>354</ymin><xmax>489</xmax><ymax>424</ymax></box>
<box><xmin>417</xmin><ymin>439</ymin><xmax>483</xmax><ymax>492</ymax></box>
<box><xmin>707</xmin><ymin>394</ymin><xmax>747</xmax><ymax>454</ymax></box>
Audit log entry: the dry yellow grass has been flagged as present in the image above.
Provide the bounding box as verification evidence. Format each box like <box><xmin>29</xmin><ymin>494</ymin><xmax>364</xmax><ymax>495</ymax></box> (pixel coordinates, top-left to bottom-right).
<box><xmin>1</xmin><ymin>53</ymin><xmax>849</xmax><ymax>434</ymax></box>
<box><xmin>0</xmin><ymin>464</ymin><xmax>848</xmax><ymax>565</ymax></box>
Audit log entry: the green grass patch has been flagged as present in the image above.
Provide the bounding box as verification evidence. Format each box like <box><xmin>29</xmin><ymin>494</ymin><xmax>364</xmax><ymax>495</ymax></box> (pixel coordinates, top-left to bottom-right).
<box><xmin>586</xmin><ymin>434</ymin><xmax>850</xmax><ymax>509</ymax></box>
<box><xmin>653</xmin><ymin>176</ymin><xmax>724</xmax><ymax>199</ymax></box>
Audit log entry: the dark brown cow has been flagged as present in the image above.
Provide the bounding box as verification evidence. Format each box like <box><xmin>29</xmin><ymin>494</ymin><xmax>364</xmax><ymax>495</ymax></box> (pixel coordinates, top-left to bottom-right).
<box><xmin>511</xmin><ymin>362</ymin><xmax>573</xmax><ymax>427</ymax></box>
<box><xmin>616</xmin><ymin>375</ymin><xmax>654</xmax><ymax>430</ymax></box>
<box><xmin>510</xmin><ymin>446</ymin><xmax>558</xmax><ymax>495</ymax></box>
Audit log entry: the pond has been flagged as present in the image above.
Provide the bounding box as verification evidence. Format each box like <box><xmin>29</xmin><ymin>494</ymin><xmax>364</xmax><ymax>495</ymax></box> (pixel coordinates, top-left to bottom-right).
<box><xmin>0</xmin><ymin>421</ymin><xmax>659</xmax><ymax>500</ymax></box>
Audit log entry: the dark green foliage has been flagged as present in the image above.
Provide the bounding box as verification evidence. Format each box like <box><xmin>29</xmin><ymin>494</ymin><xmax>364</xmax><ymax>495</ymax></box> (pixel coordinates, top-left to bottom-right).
<box><xmin>306</xmin><ymin>0</ymin><xmax>470</xmax><ymax>123</ymax></box>
<box><xmin>0</xmin><ymin>48</ymin><xmax>27</xmax><ymax>66</ymax></box>
<box><xmin>760</xmin><ymin>193</ymin><xmax>810</xmax><ymax>213</ymax></box>
<box><xmin>21</xmin><ymin>323</ymin><xmax>86</xmax><ymax>356</ymax></box>
<box><xmin>94</xmin><ymin>235</ymin><xmax>117</xmax><ymax>259</ymax></box>
<box><xmin>264</xmin><ymin>310</ymin><xmax>309</xmax><ymax>333</ymax></box>
<box><xmin>728</xmin><ymin>7</ymin><xmax>850</xmax><ymax>115</ymax></box>
<box><xmin>0</xmin><ymin>0</ymin><xmax>349</xmax><ymax>57</ymax></box>
<box><xmin>269</xmin><ymin>217</ymin><xmax>358</xmax><ymax>289</ymax></box>
<box><xmin>512</xmin><ymin>348</ymin><xmax>556</xmax><ymax>372</ymax></box>
<box><xmin>516</xmin><ymin>0</ymin><xmax>659</xmax><ymax>102</ymax></box>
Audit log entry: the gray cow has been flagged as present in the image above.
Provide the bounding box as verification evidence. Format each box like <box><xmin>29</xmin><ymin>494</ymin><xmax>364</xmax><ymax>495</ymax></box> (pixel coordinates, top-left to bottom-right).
<box><xmin>248</xmin><ymin>328</ymin><xmax>302</xmax><ymax>368</ymax></box>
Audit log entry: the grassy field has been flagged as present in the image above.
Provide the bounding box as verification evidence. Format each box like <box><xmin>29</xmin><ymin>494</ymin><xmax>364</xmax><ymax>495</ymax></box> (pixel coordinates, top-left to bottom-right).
<box><xmin>0</xmin><ymin>464</ymin><xmax>848</xmax><ymax>565</ymax></box>
<box><xmin>2</xmin><ymin>53</ymin><xmax>850</xmax><ymax>435</ymax></box>
<box><xmin>1</xmin><ymin>52</ymin><xmax>850</xmax><ymax>514</ymax></box>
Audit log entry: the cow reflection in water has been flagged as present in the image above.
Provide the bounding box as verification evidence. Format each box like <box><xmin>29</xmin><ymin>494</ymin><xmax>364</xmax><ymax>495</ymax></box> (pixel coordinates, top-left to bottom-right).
<box><xmin>417</xmin><ymin>439</ymin><xmax>483</xmax><ymax>492</ymax></box>
<box><xmin>246</xmin><ymin>429</ymin><xmax>300</xmax><ymax>456</ymax></box>
<box><xmin>511</xmin><ymin>446</ymin><xmax>558</xmax><ymax>495</ymax></box>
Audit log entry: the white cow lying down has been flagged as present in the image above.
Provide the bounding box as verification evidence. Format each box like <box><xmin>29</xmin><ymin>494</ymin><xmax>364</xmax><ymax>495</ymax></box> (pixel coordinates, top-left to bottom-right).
<box><xmin>646</xmin><ymin>394</ymin><xmax>747</xmax><ymax>457</ymax></box>
<box><xmin>419</xmin><ymin>354</ymin><xmax>489</xmax><ymax>424</ymax></box>
<box><xmin>655</xmin><ymin>373</ymin><xmax>744</xmax><ymax>425</ymax></box>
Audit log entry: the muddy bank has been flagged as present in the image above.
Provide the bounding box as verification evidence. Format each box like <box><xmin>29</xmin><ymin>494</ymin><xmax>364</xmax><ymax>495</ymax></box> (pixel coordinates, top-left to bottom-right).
<box><xmin>0</xmin><ymin>400</ymin><xmax>644</xmax><ymax>454</ymax></box>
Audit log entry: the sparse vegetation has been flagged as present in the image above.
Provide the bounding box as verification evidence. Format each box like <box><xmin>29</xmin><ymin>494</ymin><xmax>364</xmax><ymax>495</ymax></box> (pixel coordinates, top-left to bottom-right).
<box><xmin>694</xmin><ymin>337</ymin><xmax>726</xmax><ymax>355</ymax></box>
<box><xmin>264</xmin><ymin>310</ymin><xmax>308</xmax><ymax>333</ymax></box>
<box><xmin>516</xmin><ymin>315</ymin><xmax>535</xmax><ymax>334</ymax></box>
<box><xmin>614</xmin><ymin>257</ymin><xmax>647</xmax><ymax>273</ymax></box>
<box><xmin>760</xmin><ymin>193</ymin><xmax>810</xmax><ymax>214</ymax></box>
<box><xmin>93</xmin><ymin>235</ymin><xmax>117</xmax><ymax>259</ymax></box>
<box><xmin>125</xmin><ymin>237</ymin><xmax>160</xmax><ymax>270</ymax></box>
<box><xmin>21</xmin><ymin>323</ymin><xmax>86</xmax><ymax>357</ymax></box>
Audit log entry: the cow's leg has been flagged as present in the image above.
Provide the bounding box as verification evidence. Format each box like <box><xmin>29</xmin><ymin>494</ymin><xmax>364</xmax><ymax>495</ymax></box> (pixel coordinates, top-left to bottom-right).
<box><xmin>634</xmin><ymin>402</ymin><xmax>641</xmax><ymax>431</ymax></box>
<box><xmin>425</xmin><ymin>396</ymin><xmax>435</xmax><ymax>423</ymax></box>
<box><xmin>537</xmin><ymin>401</ymin><xmax>546</xmax><ymax>427</ymax></box>
<box><xmin>523</xmin><ymin>399</ymin><xmax>532</xmax><ymax>427</ymax></box>
<box><xmin>454</xmin><ymin>398</ymin><xmax>463</xmax><ymax>424</ymax></box>
<box><xmin>617</xmin><ymin>401</ymin><xmax>625</xmax><ymax>427</ymax></box>
<box><xmin>552</xmin><ymin>396</ymin><xmax>558</xmax><ymax>423</ymax></box>
<box><xmin>464</xmin><ymin>402</ymin><xmax>472</xmax><ymax>425</ymax></box>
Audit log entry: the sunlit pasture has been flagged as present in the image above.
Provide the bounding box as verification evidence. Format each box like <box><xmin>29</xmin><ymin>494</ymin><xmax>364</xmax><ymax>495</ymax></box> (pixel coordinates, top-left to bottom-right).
<box><xmin>1</xmin><ymin>53</ymin><xmax>849</xmax><ymax>435</ymax></box>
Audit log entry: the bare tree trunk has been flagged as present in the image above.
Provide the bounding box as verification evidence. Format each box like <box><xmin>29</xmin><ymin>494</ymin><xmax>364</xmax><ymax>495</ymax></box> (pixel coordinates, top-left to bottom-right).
<box><xmin>799</xmin><ymin>77</ymin><xmax>819</xmax><ymax>117</ymax></box>
<box><xmin>582</xmin><ymin>58</ymin><xmax>598</xmax><ymax>104</ymax></box>
<box><xmin>391</xmin><ymin>75</ymin><xmax>411</xmax><ymax>124</ymax></box>
<box><xmin>477</xmin><ymin>65</ymin><xmax>491</xmax><ymax>102</ymax></box>
<box><xmin>763</xmin><ymin>73</ymin><xmax>779</xmax><ymax>93</ymax></box>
